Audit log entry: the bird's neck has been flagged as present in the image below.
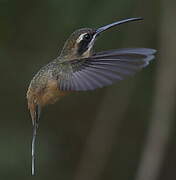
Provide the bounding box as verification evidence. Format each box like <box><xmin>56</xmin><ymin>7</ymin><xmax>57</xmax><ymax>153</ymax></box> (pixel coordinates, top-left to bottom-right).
<box><xmin>60</xmin><ymin>50</ymin><xmax>93</xmax><ymax>60</ymax></box>
<box><xmin>59</xmin><ymin>39</ymin><xmax>94</xmax><ymax>61</ymax></box>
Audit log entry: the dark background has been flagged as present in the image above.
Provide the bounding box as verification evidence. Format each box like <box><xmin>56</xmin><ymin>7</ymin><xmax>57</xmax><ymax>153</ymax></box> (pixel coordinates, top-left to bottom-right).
<box><xmin>1</xmin><ymin>0</ymin><xmax>176</xmax><ymax>179</ymax></box>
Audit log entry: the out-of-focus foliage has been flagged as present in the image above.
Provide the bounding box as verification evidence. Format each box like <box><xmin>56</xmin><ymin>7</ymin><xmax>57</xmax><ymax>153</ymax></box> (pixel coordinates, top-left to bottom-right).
<box><xmin>0</xmin><ymin>0</ymin><xmax>175</xmax><ymax>180</ymax></box>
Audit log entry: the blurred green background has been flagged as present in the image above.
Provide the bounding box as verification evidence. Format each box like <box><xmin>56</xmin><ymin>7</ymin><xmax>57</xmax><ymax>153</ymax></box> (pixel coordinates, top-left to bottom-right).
<box><xmin>1</xmin><ymin>0</ymin><xmax>176</xmax><ymax>179</ymax></box>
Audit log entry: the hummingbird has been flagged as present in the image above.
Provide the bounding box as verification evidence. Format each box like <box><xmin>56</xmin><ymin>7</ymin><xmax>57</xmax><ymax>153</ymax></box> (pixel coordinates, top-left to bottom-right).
<box><xmin>27</xmin><ymin>17</ymin><xmax>156</xmax><ymax>175</ymax></box>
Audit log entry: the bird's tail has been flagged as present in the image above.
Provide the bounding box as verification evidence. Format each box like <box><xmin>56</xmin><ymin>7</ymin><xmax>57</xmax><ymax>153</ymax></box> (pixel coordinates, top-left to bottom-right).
<box><xmin>28</xmin><ymin>102</ymin><xmax>41</xmax><ymax>175</ymax></box>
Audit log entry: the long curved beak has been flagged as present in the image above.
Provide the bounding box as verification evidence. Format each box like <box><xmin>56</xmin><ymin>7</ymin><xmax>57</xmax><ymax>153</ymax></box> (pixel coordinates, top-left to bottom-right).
<box><xmin>95</xmin><ymin>17</ymin><xmax>143</xmax><ymax>36</ymax></box>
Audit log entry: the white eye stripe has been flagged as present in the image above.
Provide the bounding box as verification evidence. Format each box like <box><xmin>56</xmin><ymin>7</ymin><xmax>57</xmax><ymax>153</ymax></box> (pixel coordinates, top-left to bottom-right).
<box><xmin>88</xmin><ymin>34</ymin><xmax>96</xmax><ymax>48</ymax></box>
<box><xmin>82</xmin><ymin>34</ymin><xmax>96</xmax><ymax>56</ymax></box>
<box><xmin>76</xmin><ymin>33</ymin><xmax>87</xmax><ymax>43</ymax></box>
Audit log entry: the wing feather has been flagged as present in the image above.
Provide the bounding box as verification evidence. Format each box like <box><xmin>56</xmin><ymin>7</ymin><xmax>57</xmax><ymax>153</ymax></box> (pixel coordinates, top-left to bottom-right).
<box><xmin>58</xmin><ymin>48</ymin><xmax>156</xmax><ymax>91</ymax></box>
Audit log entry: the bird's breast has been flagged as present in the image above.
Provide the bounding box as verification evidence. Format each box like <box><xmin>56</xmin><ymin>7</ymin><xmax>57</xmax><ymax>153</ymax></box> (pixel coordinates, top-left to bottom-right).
<box><xmin>27</xmin><ymin>79</ymin><xmax>70</xmax><ymax>108</ymax></box>
<box><xmin>40</xmin><ymin>79</ymin><xmax>69</xmax><ymax>106</ymax></box>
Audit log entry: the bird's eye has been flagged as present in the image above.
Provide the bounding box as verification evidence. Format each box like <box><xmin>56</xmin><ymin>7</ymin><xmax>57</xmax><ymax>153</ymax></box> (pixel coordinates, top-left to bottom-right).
<box><xmin>84</xmin><ymin>33</ymin><xmax>91</xmax><ymax>40</ymax></box>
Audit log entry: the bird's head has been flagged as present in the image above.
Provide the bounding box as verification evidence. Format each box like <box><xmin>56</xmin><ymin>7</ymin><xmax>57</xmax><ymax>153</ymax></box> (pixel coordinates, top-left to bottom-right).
<box><xmin>60</xmin><ymin>17</ymin><xmax>143</xmax><ymax>60</ymax></box>
<box><xmin>60</xmin><ymin>28</ymin><xmax>96</xmax><ymax>59</ymax></box>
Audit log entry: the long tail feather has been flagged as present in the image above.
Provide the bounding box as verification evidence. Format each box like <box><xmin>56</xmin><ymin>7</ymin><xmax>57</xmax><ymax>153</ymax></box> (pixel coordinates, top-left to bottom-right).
<box><xmin>30</xmin><ymin>104</ymin><xmax>41</xmax><ymax>175</ymax></box>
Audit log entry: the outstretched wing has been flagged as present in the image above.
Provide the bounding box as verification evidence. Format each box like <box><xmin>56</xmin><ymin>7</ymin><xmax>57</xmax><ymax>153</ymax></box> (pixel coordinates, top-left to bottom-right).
<box><xmin>58</xmin><ymin>48</ymin><xmax>156</xmax><ymax>91</ymax></box>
